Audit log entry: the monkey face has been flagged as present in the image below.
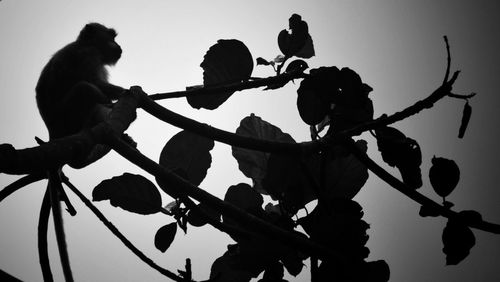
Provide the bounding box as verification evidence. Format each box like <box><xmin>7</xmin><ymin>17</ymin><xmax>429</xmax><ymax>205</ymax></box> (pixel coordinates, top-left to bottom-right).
<box><xmin>102</xmin><ymin>39</ymin><xmax>122</xmax><ymax>65</ymax></box>
<box><xmin>78</xmin><ymin>23</ymin><xmax>122</xmax><ymax>65</ymax></box>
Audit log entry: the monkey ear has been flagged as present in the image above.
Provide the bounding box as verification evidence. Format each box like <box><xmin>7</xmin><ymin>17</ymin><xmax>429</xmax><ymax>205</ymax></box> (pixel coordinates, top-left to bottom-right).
<box><xmin>78</xmin><ymin>23</ymin><xmax>104</xmax><ymax>42</ymax></box>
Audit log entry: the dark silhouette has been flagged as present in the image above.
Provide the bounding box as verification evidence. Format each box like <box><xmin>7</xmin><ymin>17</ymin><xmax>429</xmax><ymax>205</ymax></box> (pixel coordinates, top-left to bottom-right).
<box><xmin>0</xmin><ymin>14</ymin><xmax>498</xmax><ymax>282</ymax></box>
<box><xmin>36</xmin><ymin>23</ymin><xmax>130</xmax><ymax>168</ymax></box>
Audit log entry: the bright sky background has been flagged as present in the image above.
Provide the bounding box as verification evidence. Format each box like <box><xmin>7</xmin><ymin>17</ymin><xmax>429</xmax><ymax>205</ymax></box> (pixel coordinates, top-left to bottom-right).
<box><xmin>1</xmin><ymin>1</ymin><xmax>500</xmax><ymax>281</ymax></box>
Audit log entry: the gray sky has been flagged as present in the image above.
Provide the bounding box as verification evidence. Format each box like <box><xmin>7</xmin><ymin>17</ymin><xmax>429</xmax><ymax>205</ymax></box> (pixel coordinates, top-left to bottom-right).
<box><xmin>1</xmin><ymin>1</ymin><xmax>499</xmax><ymax>281</ymax></box>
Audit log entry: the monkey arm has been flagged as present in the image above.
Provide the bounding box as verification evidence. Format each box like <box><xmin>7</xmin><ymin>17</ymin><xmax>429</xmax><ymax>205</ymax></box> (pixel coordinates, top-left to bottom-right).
<box><xmin>95</xmin><ymin>81</ymin><xmax>126</xmax><ymax>100</ymax></box>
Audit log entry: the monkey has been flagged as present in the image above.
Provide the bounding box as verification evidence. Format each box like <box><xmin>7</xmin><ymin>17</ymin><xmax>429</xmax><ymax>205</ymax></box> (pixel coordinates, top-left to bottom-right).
<box><xmin>36</xmin><ymin>23</ymin><xmax>135</xmax><ymax>168</ymax></box>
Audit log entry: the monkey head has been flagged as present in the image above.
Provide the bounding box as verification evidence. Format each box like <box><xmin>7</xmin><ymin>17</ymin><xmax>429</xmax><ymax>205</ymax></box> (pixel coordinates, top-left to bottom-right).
<box><xmin>77</xmin><ymin>23</ymin><xmax>122</xmax><ymax>65</ymax></box>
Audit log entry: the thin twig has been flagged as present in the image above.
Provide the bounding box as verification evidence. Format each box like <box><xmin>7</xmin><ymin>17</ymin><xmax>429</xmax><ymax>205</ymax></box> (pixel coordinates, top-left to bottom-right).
<box><xmin>448</xmin><ymin>92</ymin><xmax>477</xmax><ymax>100</ymax></box>
<box><xmin>443</xmin><ymin>35</ymin><xmax>451</xmax><ymax>84</ymax></box>
<box><xmin>48</xmin><ymin>169</ymin><xmax>74</xmax><ymax>282</ymax></box>
<box><xmin>61</xmin><ymin>175</ymin><xmax>186</xmax><ymax>282</ymax></box>
<box><xmin>38</xmin><ymin>188</ymin><xmax>53</xmax><ymax>282</ymax></box>
<box><xmin>149</xmin><ymin>71</ymin><xmax>305</xmax><ymax>101</ymax></box>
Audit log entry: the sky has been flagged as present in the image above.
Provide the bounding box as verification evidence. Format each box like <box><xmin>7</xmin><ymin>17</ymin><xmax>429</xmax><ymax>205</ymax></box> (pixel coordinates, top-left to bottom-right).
<box><xmin>1</xmin><ymin>1</ymin><xmax>500</xmax><ymax>281</ymax></box>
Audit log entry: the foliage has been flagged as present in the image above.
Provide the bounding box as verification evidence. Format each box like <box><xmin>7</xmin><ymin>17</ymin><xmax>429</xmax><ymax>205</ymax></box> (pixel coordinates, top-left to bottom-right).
<box><xmin>0</xmin><ymin>12</ymin><xmax>496</xmax><ymax>282</ymax></box>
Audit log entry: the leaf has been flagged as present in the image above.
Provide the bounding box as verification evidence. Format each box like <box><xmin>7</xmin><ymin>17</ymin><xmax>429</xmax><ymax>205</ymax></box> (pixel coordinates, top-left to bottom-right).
<box><xmin>156</xmin><ymin>130</ymin><xmax>214</xmax><ymax>194</ymax></box>
<box><xmin>442</xmin><ymin>219</ymin><xmax>475</xmax><ymax>265</ymax></box>
<box><xmin>259</xmin><ymin>261</ymin><xmax>287</xmax><ymax>282</ymax></box>
<box><xmin>375</xmin><ymin>126</ymin><xmax>422</xmax><ymax>189</ymax></box>
<box><xmin>210</xmin><ymin>249</ymin><xmax>253</xmax><ymax>282</ymax></box>
<box><xmin>231</xmin><ymin>114</ymin><xmax>295</xmax><ymax>193</ymax></box>
<box><xmin>154</xmin><ymin>222</ymin><xmax>177</xmax><ymax>253</ymax></box>
<box><xmin>285</xmin><ymin>59</ymin><xmax>308</xmax><ymax>73</ymax></box>
<box><xmin>429</xmin><ymin>156</ymin><xmax>460</xmax><ymax>198</ymax></box>
<box><xmin>324</xmin><ymin>140</ymin><xmax>369</xmax><ymax>200</ymax></box>
<box><xmin>223</xmin><ymin>183</ymin><xmax>264</xmax><ymax>227</ymax></box>
<box><xmin>278</xmin><ymin>14</ymin><xmax>315</xmax><ymax>58</ymax></box>
<box><xmin>224</xmin><ymin>183</ymin><xmax>263</xmax><ymax>211</ymax></box>
<box><xmin>458</xmin><ymin>210</ymin><xmax>482</xmax><ymax>224</ymax></box>
<box><xmin>187</xmin><ymin>39</ymin><xmax>254</xmax><ymax>110</ymax></box>
<box><xmin>458</xmin><ymin>101</ymin><xmax>472</xmax><ymax>139</ymax></box>
<box><xmin>296</xmin><ymin>67</ymin><xmax>340</xmax><ymax>125</ymax></box>
<box><xmin>92</xmin><ymin>173</ymin><xmax>162</xmax><ymax>215</ymax></box>
<box><xmin>298</xmin><ymin>199</ymin><xmax>370</xmax><ymax>260</ymax></box>
<box><xmin>262</xmin><ymin>153</ymin><xmax>315</xmax><ymax>212</ymax></box>
<box><xmin>366</xmin><ymin>260</ymin><xmax>390</xmax><ymax>282</ymax></box>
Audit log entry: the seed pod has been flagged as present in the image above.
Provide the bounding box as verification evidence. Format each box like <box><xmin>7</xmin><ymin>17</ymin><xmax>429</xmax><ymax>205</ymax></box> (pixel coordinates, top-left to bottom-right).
<box><xmin>458</xmin><ymin>101</ymin><xmax>472</xmax><ymax>139</ymax></box>
<box><xmin>429</xmin><ymin>156</ymin><xmax>460</xmax><ymax>198</ymax></box>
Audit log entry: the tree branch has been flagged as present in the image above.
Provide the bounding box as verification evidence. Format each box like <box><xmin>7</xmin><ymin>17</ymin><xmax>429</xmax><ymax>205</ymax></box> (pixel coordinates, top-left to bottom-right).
<box><xmin>343</xmin><ymin>138</ymin><xmax>500</xmax><ymax>234</ymax></box>
<box><xmin>48</xmin><ymin>170</ymin><xmax>74</xmax><ymax>282</ymax></box>
<box><xmin>149</xmin><ymin>71</ymin><xmax>306</xmax><ymax>100</ymax></box>
<box><xmin>38</xmin><ymin>188</ymin><xmax>53</xmax><ymax>282</ymax></box>
<box><xmin>61</xmin><ymin>175</ymin><xmax>187</xmax><ymax>282</ymax></box>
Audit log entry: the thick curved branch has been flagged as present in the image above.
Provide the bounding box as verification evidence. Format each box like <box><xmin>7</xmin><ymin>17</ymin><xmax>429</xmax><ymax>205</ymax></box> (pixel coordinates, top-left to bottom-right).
<box><xmin>343</xmin><ymin>138</ymin><xmax>500</xmax><ymax>234</ymax></box>
<box><xmin>107</xmin><ymin>134</ymin><xmax>353</xmax><ymax>264</ymax></box>
<box><xmin>38</xmin><ymin>188</ymin><xmax>53</xmax><ymax>282</ymax></box>
<box><xmin>149</xmin><ymin>72</ymin><xmax>306</xmax><ymax>100</ymax></box>
<box><xmin>48</xmin><ymin>170</ymin><xmax>74</xmax><ymax>282</ymax></box>
<box><xmin>61</xmin><ymin>175</ymin><xmax>186</xmax><ymax>282</ymax></box>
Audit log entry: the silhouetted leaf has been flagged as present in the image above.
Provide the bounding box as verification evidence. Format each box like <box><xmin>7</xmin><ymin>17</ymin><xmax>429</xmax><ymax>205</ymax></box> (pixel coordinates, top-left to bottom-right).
<box><xmin>324</xmin><ymin>140</ymin><xmax>369</xmax><ymax>200</ymax></box>
<box><xmin>429</xmin><ymin>156</ymin><xmax>460</xmax><ymax>198</ymax></box>
<box><xmin>232</xmin><ymin>114</ymin><xmax>295</xmax><ymax>193</ymax></box>
<box><xmin>224</xmin><ymin>183</ymin><xmax>263</xmax><ymax>211</ymax></box>
<box><xmin>458</xmin><ymin>210</ymin><xmax>482</xmax><ymax>224</ymax></box>
<box><xmin>366</xmin><ymin>260</ymin><xmax>390</xmax><ymax>282</ymax></box>
<box><xmin>210</xmin><ymin>249</ymin><xmax>253</xmax><ymax>282</ymax></box>
<box><xmin>299</xmin><ymin>199</ymin><xmax>370</xmax><ymax>261</ymax></box>
<box><xmin>280</xmin><ymin>251</ymin><xmax>304</xmax><ymax>277</ymax></box>
<box><xmin>442</xmin><ymin>219</ymin><xmax>475</xmax><ymax>265</ymax></box>
<box><xmin>458</xmin><ymin>101</ymin><xmax>472</xmax><ymax>139</ymax></box>
<box><xmin>262</xmin><ymin>153</ymin><xmax>315</xmax><ymax>212</ymax></box>
<box><xmin>375</xmin><ymin>126</ymin><xmax>422</xmax><ymax>189</ymax></box>
<box><xmin>296</xmin><ymin>66</ymin><xmax>340</xmax><ymax>125</ymax></box>
<box><xmin>188</xmin><ymin>39</ymin><xmax>253</xmax><ymax>109</ymax></box>
<box><xmin>330</xmin><ymin>97</ymin><xmax>374</xmax><ymax>133</ymax></box>
<box><xmin>278</xmin><ymin>14</ymin><xmax>314</xmax><ymax>58</ymax></box>
<box><xmin>187</xmin><ymin>202</ymin><xmax>221</xmax><ymax>227</ymax></box>
<box><xmin>256</xmin><ymin>57</ymin><xmax>271</xmax><ymax>66</ymax></box>
<box><xmin>92</xmin><ymin>173</ymin><xmax>161</xmax><ymax>215</ymax></box>
<box><xmin>258</xmin><ymin>261</ymin><xmax>288</xmax><ymax>282</ymax></box>
<box><xmin>285</xmin><ymin>59</ymin><xmax>308</xmax><ymax>74</ymax></box>
<box><xmin>157</xmin><ymin>130</ymin><xmax>214</xmax><ymax>193</ymax></box>
<box><xmin>223</xmin><ymin>183</ymin><xmax>264</xmax><ymax>227</ymax></box>
<box><xmin>154</xmin><ymin>222</ymin><xmax>177</xmax><ymax>253</ymax></box>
